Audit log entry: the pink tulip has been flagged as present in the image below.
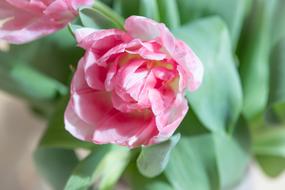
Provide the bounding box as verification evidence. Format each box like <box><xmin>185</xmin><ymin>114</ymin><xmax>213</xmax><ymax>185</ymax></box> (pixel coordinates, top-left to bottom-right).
<box><xmin>65</xmin><ymin>16</ymin><xmax>204</xmax><ymax>148</ymax></box>
<box><xmin>0</xmin><ymin>0</ymin><xmax>93</xmax><ymax>44</ymax></box>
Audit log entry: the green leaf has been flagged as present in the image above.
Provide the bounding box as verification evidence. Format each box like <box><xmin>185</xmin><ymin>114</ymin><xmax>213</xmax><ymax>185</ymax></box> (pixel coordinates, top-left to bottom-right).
<box><xmin>126</xmin><ymin>163</ymin><xmax>174</xmax><ymax>190</ymax></box>
<box><xmin>11</xmin><ymin>64</ymin><xmax>67</xmax><ymax>99</ymax></box>
<box><xmin>176</xmin><ymin>0</ymin><xmax>251</xmax><ymax>48</ymax></box>
<box><xmin>79</xmin><ymin>1</ymin><xmax>124</xmax><ymax>30</ymax></box>
<box><xmin>34</xmin><ymin>148</ymin><xmax>79</xmax><ymax>190</ymax></box>
<box><xmin>95</xmin><ymin>146</ymin><xmax>131</xmax><ymax>190</ymax></box>
<box><xmin>253</xmin><ymin>127</ymin><xmax>285</xmax><ymax>177</ymax></box>
<box><xmin>113</xmin><ymin>0</ymin><xmax>140</xmax><ymax>18</ymax></box>
<box><xmin>253</xmin><ymin>128</ymin><xmax>285</xmax><ymax>157</ymax></box>
<box><xmin>139</xmin><ymin>0</ymin><xmax>160</xmax><ymax>21</ymax></box>
<box><xmin>256</xmin><ymin>155</ymin><xmax>285</xmax><ymax>177</ymax></box>
<box><xmin>165</xmin><ymin>134</ymin><xmax>220</xmax><ymax>190</ymax></box>
<box><xmin>272</xmin><ymin>102</ymin><xmax>285</xmax><ymax>123</ymax></box>
<box><xmin>174</xmin><ymin>17</ymin><xmax>243</xmax><ymax>133</ymax></box>
<box><xmin>165</xmin><ymin>118</ymin><xmax>250</xmax><ymax>190</ymax></box>
<box><xmin>156</xmin><ymin>0</ymin><xmax>180</xmax><ymax>29</ymax></box>
<box><xmin>269</xmin><ymin>39</ymin><xmax>285</xmax><ymax>105</ymax></box>
<box><xmin>253</xmin><ymin>36</ymin><xmax>285</xmax><ymax>177</ymax></box>
<box><xmin>214</xmin><ymin>117</ymin><xmax>251</xmax><ymax>189</ymax></box>
<box><xmin>64</xmin><ymin>145</ymin><xmax>111</xmax><ymax>190</ymax></box>
<box><xmin>271</xmin><ymin>0</ymin><xmax>285</xmax><ymax>47</ymax></box>
<box><xmin>137</xmin><ymin>134</ymin><xmax>180</xmax><ymax>178</ymax></box>
<box><xmin>39</xmin><ymin>96</ymin><xmax>94</xmax><ymax>150</ymax></box>
<box><xmin>237</xmin><ymin>0</ymin><xmax>277</xmax><ymax>119</ymax></box>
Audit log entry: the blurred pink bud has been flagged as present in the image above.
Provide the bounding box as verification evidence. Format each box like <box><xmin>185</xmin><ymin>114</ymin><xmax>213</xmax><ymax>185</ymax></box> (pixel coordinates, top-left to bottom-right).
<box><xmin>0</xmin><ymin>0</ymin><xmax>93</xmax><ymax>44</ymax></box>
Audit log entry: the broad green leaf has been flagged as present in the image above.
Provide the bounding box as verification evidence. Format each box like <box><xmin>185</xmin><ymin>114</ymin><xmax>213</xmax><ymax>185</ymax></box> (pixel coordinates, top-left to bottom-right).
<box><xmin>34</xmin><ymin>148</ymin><xmax>79</xmax><ymax>190</ymax></box>
<box><xmin>64</xmin><ymin>145</ymin><xmax>111</xmax><ymax>190</ymax></box>
<box><xmin>269</xmin><ymin>39</ymin><xmax>285</xmax><ymax>105</ymax></box>
<box><xmin>137</xmin><ymin>134</ymin><xmax>180</xmax><ymax>178</ymax></box>
<box><xmin>0</xmin><ymin>28</ymin><xmax>82</xmax><ymax>86</ymax></box>
<box><xmin>176</xmin><ymin>0</ymin><xmax>251</xmax><ymax>48</ymax></box>
<box><xmin>11</xmin><ymin>64</ymin><xmax>67</xmax><ymax>99</ymax></box>
<box><xmin>237</xmin><ymin>0</ymin><xmax>277</xmax><ymax>119</ymax></box>
<box><xmin>139</xmin><ymin>0</ymin><xmax>160</xmax><ymax>21</ymax></box>
<box><xmin>0</xmin><ymin>55</ymin><xmax>66</xmax><ymax>100</ymax></box>
<box><xmin>126</xmin><ymin>163</ymin><xmax>174</xmax><ymax>190</ymax></box>
<box><xmin>39</xmin><ymin>96</ymin><xmax>94</xmax><ymax>150</ymax></box>
<box><xmin>165</xmin><ymin>134</ymin><xmax>220</xmax><ymax>190</ymax></box>
<box><xmin>177</xmin><ymin>106</ymin><xmax>210</xmax><ymax>137</ymax></box>
<box><xmin>79</xmin><ymin>1</ymin><xmax>124</xmax><ymax>29</ymax></box>
<box><xmin>256</xmin><ymin>155</ymin><xmax>285</xmax><ymax>177</ymax></box>
<box><xmin>252</xmin><ymin>37</ymin><xmax>285</xmax><ymax>177</ymax></box>
<box><xmin>113</xmin><ymin>0</ymin><xmax>140</xmax><ymax>18</ymax></box>
<box><xmin>95</xmin><ymin>146</ymin><xmax>131</xmax><ymax>190</ymax></box>
<box><xmin>165</xmin><ymin>118</ymin><xmax>250</xmax><ymax>190</ymax></box>
<box><xmin>271</xmin><ymin>0</ymin><xmax>285</xmax><ymax>47</ymax></box>
<box><xmin>0</xmin><ymin>28</ymin><xmax>81</xmax><ymax>115</ymax></box>
<box><xmin>272</xmin><ymin>102</ymin><xmax>285</xmax><ymax>123</ymax></box>
<box><xmin>156</xmin><ymin>0</ymin><xmax>180</xmax><ymax>29</ymax></box>
<box><xmin>253</xmin><ymin>127</ymin><xmax>285</xmax><ymax>177</ymax></box>
<box><xmin>174</xmin><ymin>17</ymin><xmax>243</xmax><ymax>133</ymax></box>
<box><xmin>99</xmin><ymin>0</ymin><xmax>113</xmax><ymax>7</ymax></box>
<box><xmin>253</xmin><ymin>128</ymin><xmax>285</xmax><ymax>157</ymax></box>
<box><xmin>214</xmin><ymin>117</ymin><xmax>251</xmax><ymax>189</ymax></box>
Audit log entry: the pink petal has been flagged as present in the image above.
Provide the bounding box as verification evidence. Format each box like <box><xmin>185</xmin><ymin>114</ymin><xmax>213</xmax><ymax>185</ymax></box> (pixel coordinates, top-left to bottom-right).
<box><xmin>75</xmin><ymin>28</ymin><xmax>131</xmax><ymax>55</ymax></box>
<box><xmin>152</xmin><ymin>93</ymin><xmax>188</xmax><ymax>141</ymax></box>
<box><xmin>172</xmin><ymin>40</ymin><xmax>204</xmax><ymax>91</ymax></box>
<box><xmin>72</xmin><ymin>91</ymin><xmax>114</xmax><ymax>126</ymax></box>
<box><xmin>64</xmin><ymin>101</ymin><xmax>95</xmax><ymax>141</ymax></box>
<box><xmin>75</xmin><ymin>27</ymin><xmax>97</xmax><ymax>43</ymax></box>
<box><xmin>125</xmin><ymin>16</ymin><xmax>176</xmax><ymax>55</ymax></box>
<box><xmin>82</xmin><ymin>51</ymin><xmax>107</xmax><ymax>90</ymax></box>
<box><xmin>92</xmin><ymin>110</ymin><xmax>157</xmax><ymax>147</ymax></box>
<box><xmin>70</xmin><ymin>58</ymin><xmax>89</xmax><ymax>93</ymax></box>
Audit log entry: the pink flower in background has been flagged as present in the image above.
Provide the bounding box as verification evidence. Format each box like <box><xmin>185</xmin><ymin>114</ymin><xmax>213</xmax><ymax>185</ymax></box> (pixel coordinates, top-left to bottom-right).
<box><xmin>65</xmin><ymin>16</ymin><xmax>204</xmax><ymax>148</ymax></box>
<box><xmin>0</xmin><ymin>0</ymin><xmax>93</xmax><ymax>44</ymax></box>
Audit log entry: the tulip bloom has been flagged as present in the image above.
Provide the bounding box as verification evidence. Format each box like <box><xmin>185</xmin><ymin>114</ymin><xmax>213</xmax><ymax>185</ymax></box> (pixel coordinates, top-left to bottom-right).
<box><xmin>0</xmin><ymin>0</ymin><xmax>93</xmax><ymax>44</ymax></box>
<box><xmin>65</xmin><ymin>16</ymin><xmax>204</xmax><ymax>148</ymax></box>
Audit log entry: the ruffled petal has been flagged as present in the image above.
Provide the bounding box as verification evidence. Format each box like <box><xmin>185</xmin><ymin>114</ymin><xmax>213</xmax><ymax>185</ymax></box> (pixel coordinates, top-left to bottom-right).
<box><xmin>151</xmin><ymin>93</ymin><xmax>188</xmax><ymax>141</ymax></box>
<box><xmin>125</xmin><ymin>16</ymin><xmax>176</xmax><ymax>55</ymax></box>
<box><xmin>75</xmin><ymin>28</ymin><xmax>131</xmax><ymax>54</ymax></box>
<box><xmin>173</xmin><ymin>40</ymin><xmax>204</xmax><ymax>91</ymax></box>
<box><xmin>64</xmin><ymin>100</ymin><xmax>95</xmax><ymax>141</ymax></box>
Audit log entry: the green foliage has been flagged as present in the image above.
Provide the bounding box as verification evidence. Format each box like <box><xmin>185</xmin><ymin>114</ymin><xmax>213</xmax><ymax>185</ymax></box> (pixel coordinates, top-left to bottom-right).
<box><xmin>0</xmin><ymin>27</ymin><xmax>81</xmax><ymax>116</ymax></box>
<box><xmin>176</xmin><ymin>0</ymin><xmax>251</xmax><ymax>48</ymax></box>
<box><xmin>139</xmin><ymin>0</ymin><xmax>160</xmax><ymax>21</ymax></box>
<box><xmin>113</xmin><ymin>0</ymin><xmax>140</xmax><ymax>18</ymax></box>
<box><xmin>126</xmin><ymin>163</ymin><xmax>174</xmax><ymax>190</ymax></box>
<box><xmin>165</xmin><ymin>117</ymin><xmax>250</xmax><ymax>190</ymax></box>
<box><xmin>34</xmin><ymin>148</ymin><xmax>79</xmax><ymax>190</ymax></box>
<box><xmin>254</xmin><ymin>127</ymin><xmax>285</xmax><ymax>177</ymax></box>
<box><xmin>156</xmin><ymin>0</ymin><xmax>180</xmax><ymax>29</ymax></box>
<box><xmin>137</xmin><ymin>134</ymin><xmax>180</xmax><ymax>178</ymax></box>
<box><xmin>94</xmin><ymin>146</ymin><xmax>131</xmax><ymax>190</ymax></box>
<box><xmin>165</xmin><ymin>134</ymin><xmax>220</xmax><ymax>190</ymax></box>
<box><xmin>250</xmin><ymin>8</ymin><xmax>285</xmax><ymax>177</ymax></box>
<box><xmin>174</xmin><ymin>17</ymin><xmax>243</xmax><ymax>133</ymax></box>
<box><xmin>64</xmin><ymin>146</ymin><xmax>112</xmax><ymax>190</ymax></box>
<box><xmin>79</xmin><ymin>1</ymin><xmax>124</xmax><ymax>29</ymax></box>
